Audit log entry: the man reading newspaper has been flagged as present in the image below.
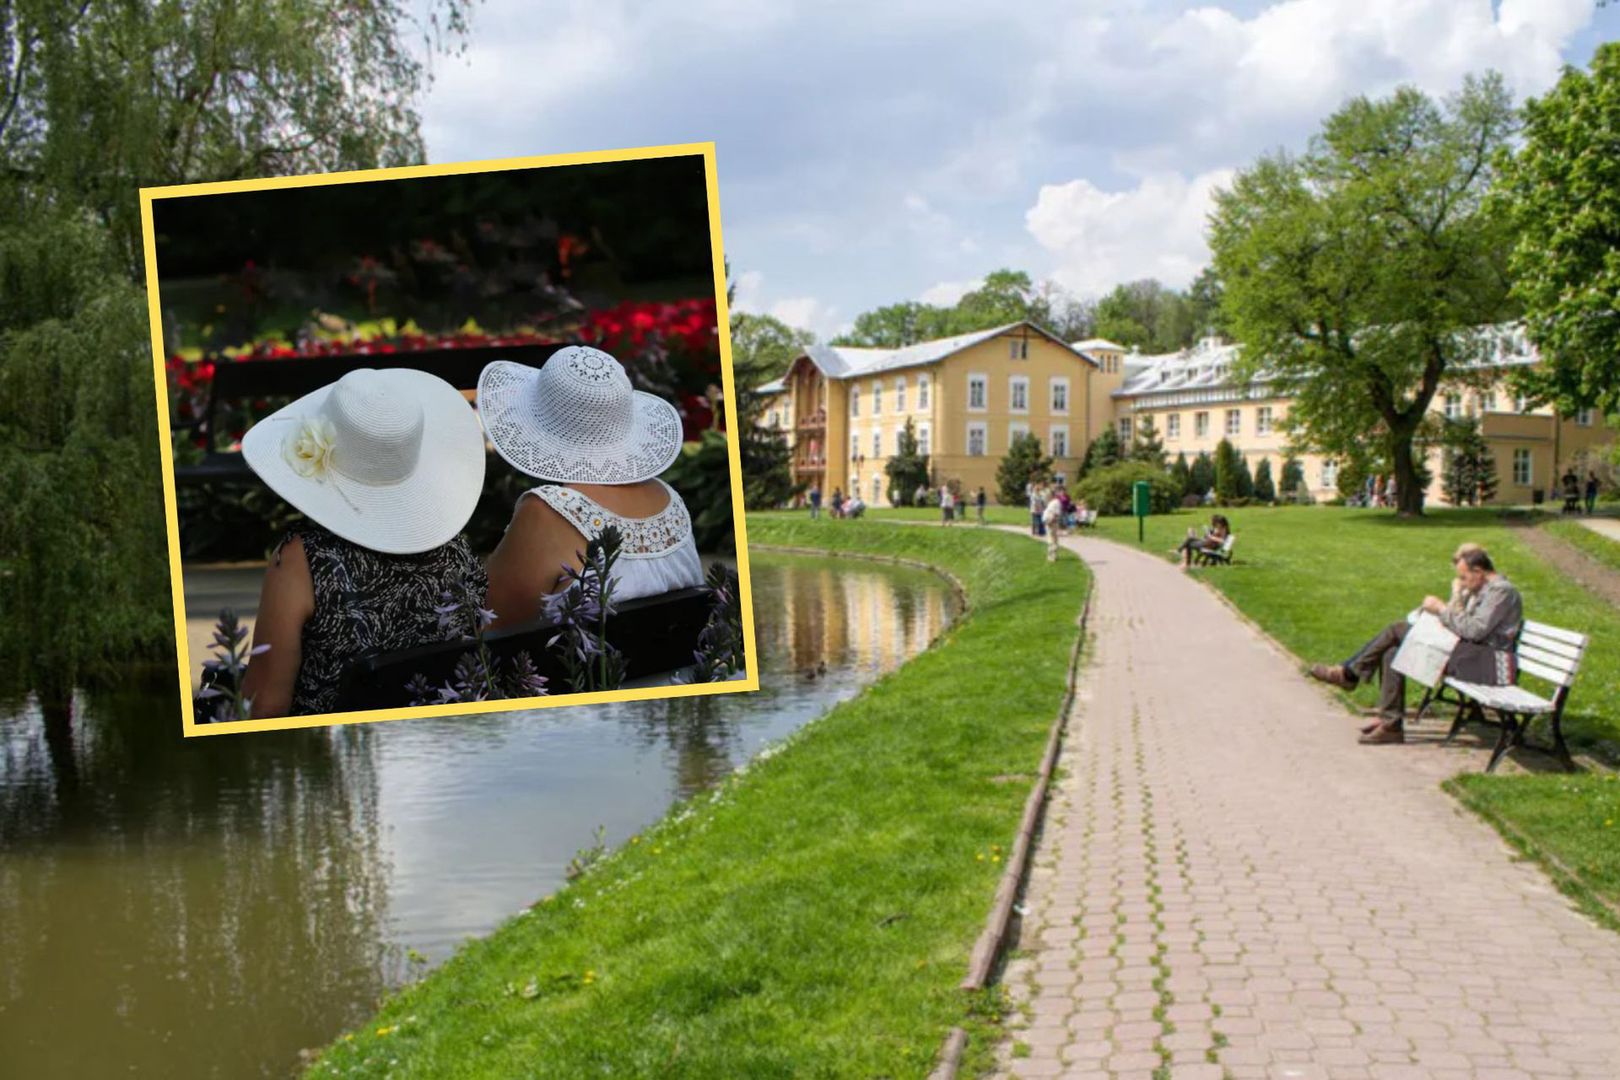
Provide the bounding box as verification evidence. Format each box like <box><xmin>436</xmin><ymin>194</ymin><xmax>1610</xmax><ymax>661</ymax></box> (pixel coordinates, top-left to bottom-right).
<box><xmin>1307</xmin><ymin>546</ymin><xmax>1522</xmax><ymax>745</ymax></box>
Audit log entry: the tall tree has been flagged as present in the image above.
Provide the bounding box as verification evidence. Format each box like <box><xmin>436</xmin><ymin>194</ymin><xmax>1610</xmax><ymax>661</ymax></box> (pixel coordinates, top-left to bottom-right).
<box><xmin>1210</xmin><ymin>75</ymin><xmax>1519</xmax><ymax>515</ymax></box>
<box><xmin>834</xmin><ymin>301</ymin><xmax>954</xmax><ymax>348</ymax></box>
<box><xmin>885</xmin><ymin>418</ymin><xmax>931</xmax><ymax>506</ymax></box>
<box><xmin>1189</xmin><ymin>451</ymin><xmax>1216</xmax><ymax>497</ymax></box>
<box><xmin>1493</xmin><ymin>42</ymin><xmax>1620</xmax><ymax>416</ymax></box>
<box><xmin>1092</xmin><ymin>279</ymin><xmax>1198</xmax><ymax>353</ymax></box>
<box><xmin>1130</xmin><ymin>416</ymin><xmax>1167</xmax><ymax>468</ymax></box>
<box><xmin>730</xmin><ymin>312</ymin><xmax>814</xmax><ymax>382</ymax></box>
<box><xmin>1213</xmin><ymin>439</ymin><xmax>1243</xmax><ymax>503</ymax></box>
<box><xmin>1169</xmin><ymin>451</ymin><xmax>1191</xmax><ymax>499</ymax></box>
<box><xmin>996</xmin><ymin>431</ymin><xmax>1053</xmax><ymax>507</ymax></box>
<box><xmin>1252</xmin><ymin>457</ymin><xmax>1276</xmax><ymax>503</ymax></box>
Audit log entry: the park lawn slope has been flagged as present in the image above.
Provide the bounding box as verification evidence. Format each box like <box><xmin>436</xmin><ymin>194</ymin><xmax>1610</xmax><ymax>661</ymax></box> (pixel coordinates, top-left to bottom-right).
<box><xmin>1542</xmin><ymin>517</ymin><xmax>1620</xmax><ymax>577</ymax></box>
<box><xmin>308</xmin><ymin>517</ymin><xmax>1088</xmax><ymax>1079</ymax></box>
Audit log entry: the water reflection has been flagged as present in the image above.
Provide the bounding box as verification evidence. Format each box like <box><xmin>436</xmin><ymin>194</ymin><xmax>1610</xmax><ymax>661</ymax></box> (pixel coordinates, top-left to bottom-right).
<box><xmin>0</xmin><ymin>554</ymin><xmax>955</xmax><ymax>1078</ymax></box>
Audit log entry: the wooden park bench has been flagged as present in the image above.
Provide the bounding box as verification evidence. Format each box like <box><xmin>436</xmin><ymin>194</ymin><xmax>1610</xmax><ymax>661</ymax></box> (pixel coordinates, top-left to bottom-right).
<box><xmin>1414</xmin><ymin>619</ymin><xmax>1587</xmax><ymax>772</ymax></box>
<box><xmin>331</xmin><ymin>586</ymin><xmax>713</xmax><ymax>712</ymax></box>
<box><xmin>173</xmin><ymin>342</ymin><xmax>564</xmax><ymax>484</ymax></box>
<box><xmin>1192</xmin><ymin>534</ymin><xmax>1236</xmax><ymax>566</ymax></box>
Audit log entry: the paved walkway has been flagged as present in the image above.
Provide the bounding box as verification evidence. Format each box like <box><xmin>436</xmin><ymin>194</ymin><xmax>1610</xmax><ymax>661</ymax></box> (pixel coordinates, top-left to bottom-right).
<box><xmin>1579</xmin><ymin>517</ymin><xmax>1620</xmax><ymax>545</ymax></box>
<box><xmin>995</xmin><ymin>532</ymin><xmax>1620</xmax><ymax>1080</ymax></box>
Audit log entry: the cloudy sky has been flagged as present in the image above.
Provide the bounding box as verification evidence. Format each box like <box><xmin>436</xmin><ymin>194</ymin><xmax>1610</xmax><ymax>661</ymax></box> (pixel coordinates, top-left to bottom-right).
<box><xmin>422</xmin><ymin>0</ymin><xmax>1617</xmax><ymax>340</ymax></box>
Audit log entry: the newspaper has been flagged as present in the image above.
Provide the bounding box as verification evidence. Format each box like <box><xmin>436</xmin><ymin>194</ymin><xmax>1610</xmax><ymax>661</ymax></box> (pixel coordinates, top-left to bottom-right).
<box><xmin>1391</xmin><ymin>611</ymin><xmax>1460</xmax><ymax>688</ymax></box>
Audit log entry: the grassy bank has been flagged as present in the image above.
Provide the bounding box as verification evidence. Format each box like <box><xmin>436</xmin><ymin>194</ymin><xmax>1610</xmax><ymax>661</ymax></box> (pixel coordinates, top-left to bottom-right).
<box><xmin>310</xmin><ymin>518</ymin><xmax>1088</xmax><ymax>1079</ymax></box>
<box><xmin>1077</xmin><ymin>503</ymin><xmax>1620</xmax><ymax>921</ymax></box>
<box><xmin>1542</xmin><ymin>517</ymin><xmax>1620</xmax><ymax>576</ymax></box>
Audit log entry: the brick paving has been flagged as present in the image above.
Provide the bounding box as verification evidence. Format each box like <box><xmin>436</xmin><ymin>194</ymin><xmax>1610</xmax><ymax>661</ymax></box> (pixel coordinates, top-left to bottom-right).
<box><xmin>995</xmin><ymin>532</ymin><xmax>1620</xmax><ymax>1080</ymax></box>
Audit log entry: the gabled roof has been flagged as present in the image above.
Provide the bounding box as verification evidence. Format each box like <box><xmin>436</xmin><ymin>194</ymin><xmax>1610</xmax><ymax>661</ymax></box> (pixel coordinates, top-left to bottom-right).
<box><xmin>792</xmin><ymin>321</ymin><xmax>1098</xmax><ymax>381</ymax></box>
<box><xmin>1071</xmin><ymin>337</ymin><xmax>1126</xmax><ymax>353</ymax></box>
<box><xmin>755</xmin><ymin>376</ymin><xmax>787</xmax><ymax>395</ymax></box>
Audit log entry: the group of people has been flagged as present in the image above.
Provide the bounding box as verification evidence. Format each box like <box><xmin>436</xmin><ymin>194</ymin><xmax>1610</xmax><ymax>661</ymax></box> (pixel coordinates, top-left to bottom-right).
<box><xmin>1025</xmin><ymin>482</ymin><xmax>1088</xmax><ymax>561</ymax></box>
<box><xmin>1561</xmin><ymin>469</ymin><xmax>1602</xmax><ymax>515</ymax></box>
<box><xmin>228</xmin><ymin>346</ymin><xmax>703</xmax><ymax>719</ymax></box>
<box><xmin>1308</xmin><ymin>542</ymin><xmax>1522</xmax><ymax>745</ymax></box>
<box><xmin>1351</xmin><ymin>473</ymin><xmax>1400</xmax><ymax>509</ymax></box>
<box><xmin>935</xmin><ymin>483</ymin><xmax>987</xmax><ymax>525</ymax></box>
<box><xmin>804</xmin><ymin>484</ymin><xmax>866</xmax><ymax>519</ymax></box>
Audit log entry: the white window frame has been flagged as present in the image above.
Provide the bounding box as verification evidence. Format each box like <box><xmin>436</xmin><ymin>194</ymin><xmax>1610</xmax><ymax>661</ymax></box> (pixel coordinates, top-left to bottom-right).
<box><xmin>1513</xmin><ymin>448</ymin><xmax>1532</xmax><ymax>486</ymax></box>
<box><xmin>872</xmin><ymin>475</ymin><xmax>882</xmax><ymax>502</ymax></box>
<box><xmin>1049</xmin><ymin>424</ymin><xmax>1070</xmax><ymax>458</ymax></box>
<box><xmin>1322</xmin><ymin>459</ymin><xmax>1339</xmax><ymax>489</ymax></box>
<box><xmin>1576</xmin><ymin>407</ymin><xmax>1594</xmax><ymax>426</ymax></box>
<box><xmin>918</xmin><ymin>374</ymin><xmax>931</xmax><ymax>410</ymax></box>
<box><xmin>967</xmin><ymin>373</ymin><xmax>988</xmax><ymax>412</ymax></box>
<box><xmin>1008</xmin><ymin>420</ymin><xmax>1030</xmax><ymax>449</ymax></box>
<box><xmin>1479</xmin><ymin>391</ymin><xmax>1497</xmax><ymax>414</ymax></box>
<box><xmin>872</xmin><ymin>430</ymin><xmax>881</xmax><ymax>457</ymax></box>
<box><xmin>1008</xmin><ymin>338</ymin><xmax>1028</xmax><ymax>360</ymax></box>
<box><xmin>1443</xmin><ymin>393</ymin><xmax>1462</xmax><ymax>421</ymax></box>
<box><xmin>1009</xmin><ymin>375</ymin><xmax>1030</xmax><ymax>415</ymax></box>
<box><xmin>1256</xmin><ymin>406</ymin><xmax>1273</xmax><ymax>436</ymax></box>
<box><xmin>850</xmin><ymin>386</ymin><xmax>860</xmax><ymax>417</ymax></box>
<box><xmin>1225</xmin><ymin>409</ymin><xmax>1241</xmax><ymax>437</ymax></box>
<box><xmin>872</xmin><ymin>381</ymin><xmax>882</xmax><ymax>415</ymax></box>
<box><xmin>1166</xmin><ymin>413</ymin><xmax>1180</xmax><ymax>440</ymax></box>
<box><xmin>967</xmin><ymin>421</ymin><xmax>987</xmax><ymax>457</ymax></box>
<box><xmin>895</xmin><ymin>377</ymin><xmax>907</xmax><ymax>412</ymax></box>
<box><xmin>1515</xmin><ymin>394</ymin><xmax>1530</xmax><ymax>414</ymax></box>
<box><xmin>1049</xmin><ymin>376</ymin><xmax>1070</xmax><ymax>415</ymax></box>
<box><xmin>1194</xmin><ymin>411</ymin><xmax>1210</xmax><ymax>438</ymax></box>
<box><xmin>1118</xmin><ymin>417</ymin><xmax>1133</xmax><ymax>443</ymax></box>
<box><xmin>917</xmin><ymin>422</ymin><xmax>931</xmax><ymax>457</ymax></box>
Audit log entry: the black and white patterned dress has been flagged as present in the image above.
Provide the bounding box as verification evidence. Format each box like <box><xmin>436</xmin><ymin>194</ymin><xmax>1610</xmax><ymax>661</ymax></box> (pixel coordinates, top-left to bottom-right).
<box><xmin>279</xmin><ymin>525</ymin><xmax>487</xmax><ymax>715</ymax></box>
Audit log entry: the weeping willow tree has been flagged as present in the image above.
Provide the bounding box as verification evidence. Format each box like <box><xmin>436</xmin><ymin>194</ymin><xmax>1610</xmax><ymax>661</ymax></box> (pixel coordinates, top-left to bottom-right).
<box><xmin>0</xmin><ymin>0</ymin><xmax>476</xmax><ymax>693</ymax></box>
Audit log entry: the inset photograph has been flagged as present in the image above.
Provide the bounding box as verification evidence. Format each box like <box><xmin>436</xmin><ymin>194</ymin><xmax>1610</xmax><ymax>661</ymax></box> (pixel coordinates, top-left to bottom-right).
<box><xmin>143</xmin><ymin>146</ymin><xmax>755</xmax><ymax>734</ymax></box>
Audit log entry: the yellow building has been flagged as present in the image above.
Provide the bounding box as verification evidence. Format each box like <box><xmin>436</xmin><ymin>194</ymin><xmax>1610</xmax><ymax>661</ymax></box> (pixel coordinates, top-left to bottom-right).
<box><xmin>758</xmin><ymin>322</ymin><xmax>1613</xmax><ymax>508</ymax></box>
<box><xmin>758</xmin><ymin>321</ymin><xmax>1101</xmax><ymax>505</ymax></box>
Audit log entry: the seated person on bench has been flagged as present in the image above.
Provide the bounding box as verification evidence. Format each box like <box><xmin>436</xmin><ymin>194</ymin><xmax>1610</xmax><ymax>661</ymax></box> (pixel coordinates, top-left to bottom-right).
<box><xmin>1308</xmin><ymin>545</ymin><xmax>1522</xmax><ymax>745</ymax></box>
<box><xmin>1176</xmin><ymin>514</ymin><xmax>1229</xmax><ymax>568</ymax></box>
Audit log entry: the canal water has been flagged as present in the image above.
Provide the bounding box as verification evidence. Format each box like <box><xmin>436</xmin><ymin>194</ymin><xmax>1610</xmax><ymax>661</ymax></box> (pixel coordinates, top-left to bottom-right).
<box><xmin>0</xmin><ymin>553</ymin><xmax>956</xmax><ymax>1078</ymax></box>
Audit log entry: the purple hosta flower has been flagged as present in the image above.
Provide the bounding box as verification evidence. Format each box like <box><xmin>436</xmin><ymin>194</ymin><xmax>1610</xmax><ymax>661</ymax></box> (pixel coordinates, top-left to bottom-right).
<box><xmin>196</xmin><ymin>609</ymin><xmax>268</xmax><ymax>721</ymax></box>
<box><xmin>507</xmin><ymin>651</ymin><xmax>549</xmax><ymax>698</ymax></box>
<box><xmin>404</xmin><ymin>673</ymin><xmax>437</xmax><ymax>708</ymax></box>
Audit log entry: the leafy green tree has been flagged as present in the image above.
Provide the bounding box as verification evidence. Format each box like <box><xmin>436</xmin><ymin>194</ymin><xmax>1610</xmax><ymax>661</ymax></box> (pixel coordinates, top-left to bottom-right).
<box><xmin>1493</xmin><ymin>42</ymin><xmax>1620</xmax><ymax>416</ymax></box>
<box><xmin>1235</xmin><ymin>454</ymin><xmax>1255</xmax><ymax>499</ymax></box>
<box><xmin>885</xmin><ymin>419</ymin><xmax>931</xmax><ymax>506</ymax></box>
<box><xmin>1074</xmin><ymin>461</ymin><xmax>1181</xmax><ymax>515</ymax></box>
<box><xmin>1214</xmin><ymin>439</ymin><xmax>1243</xmax><ymax>503</ymax></box>
<box><xmin>1092</xmin><ymin>279</ymin><xmax>1198</xmax><ymax>353</ymax></box>
<box><xmin>1253</xmin><ymin>457</ymin><xmax>1276</xmax><ymax>503</ymax></box>
<box><xmin>1439</xmin><ymin>418</ymin><xmax>1499</xmax><ymax>506</ymax></box>
<box><xmin>1169</xmin><ymin>451</ymin><xmax>1191</xmax><ymax>498</ymax></box>
<box><xmin>1280</xmin><ymin>456</ymin><xmax>1306</xmax><ymax>500</ymax></box>
<box><xmin>834</xmin><ymin>301</ymin><xmax>955</xmax><ymax>348</ymax></box>
<box><xmin>954</xmin><ymin>269</ymin><xmax>1042</xmax><ymax>328</ymax></box>
<box><xmin>1082</xmin><ymin>427</ymin><xmax>1123</xmax><ymax>475</ymax></box>
<box><xmin>996</xmin><ymin>431</ymin><xmax>1053</xmax><ymax>506</ymax></box>
<box><xmin>1210</xmin><ymin>75</ymin><xmax>1519</xmax><ymax>515</ymax></box>
<box><xmin>1187</xmin><ymin>266</ymin><xmax>1227</xmax><ymax>340</ymax></box>
<box><xmin>730</xmin><ymin>312</ymin><xmax>814</xmax><ymax>382</ymax></box>
<box><xmin>1130</xmin><ymin>416</ymin><xmax>1167</xmax><ymax>468</ymax></box>
<box><xmin>1189</xmin><ymin>451</ymin><xmax>1216</xmax><ymax>497</ymax></box>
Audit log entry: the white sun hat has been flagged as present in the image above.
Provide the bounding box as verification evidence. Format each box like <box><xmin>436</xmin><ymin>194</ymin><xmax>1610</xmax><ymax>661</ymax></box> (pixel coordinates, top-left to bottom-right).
<box><xmin>241</xmin><ymin>368</ymin><xmax>487</xmax><ymax>555</ymax></box>
<box><xmin>476</xmin><ymin>345</ymin><xmax>683</xmax><ymax>484</ymax></box>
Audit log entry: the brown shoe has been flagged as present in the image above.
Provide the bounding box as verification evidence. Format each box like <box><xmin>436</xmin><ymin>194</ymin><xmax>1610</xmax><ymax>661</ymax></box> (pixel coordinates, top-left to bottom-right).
<box><xmin>1359</xmin><ymin>713</ymin><xmax>1402</xmax><ymax>735</ymax></box>
<box><xmin>1309</xmin><ymin>664</ymin><xmax>1355</xmax><ymax>689</ymax></box>
<box><xmin>1358</xmin><ymin>723</ymin><xmax>1405</xmax><ymax>745</ymax></box>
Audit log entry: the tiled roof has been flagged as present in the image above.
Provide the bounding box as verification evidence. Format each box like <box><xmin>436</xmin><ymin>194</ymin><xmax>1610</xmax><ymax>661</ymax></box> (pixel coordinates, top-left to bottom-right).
<box><xmin>794</xmin><ymin>321</ymin><xmax>1097</xmax><ymax>381</ymax></box>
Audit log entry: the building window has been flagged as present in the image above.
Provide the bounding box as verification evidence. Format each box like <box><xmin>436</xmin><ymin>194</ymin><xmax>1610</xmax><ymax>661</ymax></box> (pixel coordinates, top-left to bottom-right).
<box><xmin>872</xmin><ymin>382</ymin><xmax>882</xmax><ymax>414</ymax></box>
<box><xmin>1225</xmin><ymin>409</ymin><xmax>1241</xmax><ymax>436</ymax></box>
<box><xmin>1515</xmin><ymin>394</ymin><xmax>1530</xmax><ymax>414</ymax></box>
<box><xmin>967</xmin><ymin>422</ymin><xmax>987</xmax><ymax>456</ymax></box>
<box><xmin>1256</xmin><ymin>406</ymin><xmax>1273</xmax><ymax>436</ymax></box>
<box><xmin>872</xmin><ymin>431</ymin><xmax>881</xmax><ymax>457</ymax></box>
<box><xmin>850</xmin><ymin>386</ymin><xmax>860</xmax><ymax>417</ymax></box>
<box><xmin>1009</xmin><ymin>376</ymin><xmax>1029</xmax><ymax>414</ymax></box>
<box><xmin>1322</xmin><ymin>459</ymin><xmax>1339</xmax><ymax>489</ymax></box>
<box><xmin>1166</xmin><ymin>413</ymin><xmax>1180</xmax><ymax>439</ymax></box>
<box><xmin>1480</xmin><ymin>391</ymin><xmax>1497</xmax><ymax>414</ymax></box>
<box><xmin>1513</xmin><ymin>448</ymin><xmax>1532</xmax><ymax>486</ymax></box>
<box><xmin>968</xmin><ymin>374</ymin><xmax>987</xmax><ymax>411</ymax></box>
<box><xmin>1118</xmin><ymin>417</ymin><xmax>1133</xmax><ymax>444</ymax></box>
<box><xmin>1194</xmin><ymin>411</ymin><xmax>1210</xmax><ymax>438</ymax></box>
<box><xmin>895</xmin><ymin>378</ymin><xmax>907</xmax><ymax>412</ymax></box>
<box><xmin>1443</xmin><ymin>393</ymin><xmax>1462</xmax><ymax>420</ymax></box>
<box><xmin>1050</xmin><ymin>377</ymin><xmax>1069</xmax><ymax>414</ymax></box>
<box><xmin>851</xmin><ymin>430</ymin><xmax>860</xmax><ymax>458</ymax></box>
<box><xmin>917</xmin><ymin>423</ymin><xmax>931</xmax><ymax>457</ymax></box>
<box><xmin>1009</xmin><ymin>421</ymin><xmax>1030</xmax><ymax>449</ymax></box>
<box><xmin>1576</xmin><ymin>407</ymin><xmax>1594</xmax><ymax>426</ymax></box>
<box><xmin>918</xmin><ymin>374</ymin><xmax>930</xmax><ymax>409</ymax></box>
<box><xmin>873</xmin><ymin>476</ymin><xmax>882</xmax><ymax>503</ymax></box>
<box><xmin>768</xmin><ymin>410</ymin><xmax>779</xmax><ymax>428</ymax></box>
<box><xmin>1050</xmin><ymin>425</ymin><xmax>1069</xmax><ymax>458</ymax></box>
<box><xmin>1009</xmin><ymin>338</ymin><xmax>1028</xmax><ymax>360</ymax></box>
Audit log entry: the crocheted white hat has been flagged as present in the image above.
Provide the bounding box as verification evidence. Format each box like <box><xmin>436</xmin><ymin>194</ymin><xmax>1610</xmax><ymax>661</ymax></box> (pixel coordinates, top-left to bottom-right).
<box><xmin>241</xmin><ymin>368</ymin><xmax>486</xmax><ymax>554</ymax></box>
<box><xmin>477</xmin><ymin>346</ymin><xmax>683</xmax><ymax>484</ymax></box>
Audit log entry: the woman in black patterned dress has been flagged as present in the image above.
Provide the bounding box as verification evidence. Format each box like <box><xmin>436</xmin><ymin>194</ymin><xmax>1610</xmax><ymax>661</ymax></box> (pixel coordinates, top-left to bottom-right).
<box><xmin>236</xmin><ymin>368</ymin><xmax>488</xmax><ymax>718</ymax></box>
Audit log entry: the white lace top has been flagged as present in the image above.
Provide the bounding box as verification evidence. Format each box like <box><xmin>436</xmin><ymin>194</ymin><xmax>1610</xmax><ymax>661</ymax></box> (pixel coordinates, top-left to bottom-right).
<box><xmin>523</xmin><ymin>479</ymin><xmax>704</xmax><ymax>602</ymax></box>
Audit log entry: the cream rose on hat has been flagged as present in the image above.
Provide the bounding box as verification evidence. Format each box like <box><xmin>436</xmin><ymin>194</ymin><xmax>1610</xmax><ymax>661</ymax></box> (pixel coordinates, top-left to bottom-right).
<box><xmin>476</xmin><ymin>345</ymin><xmax>683</xmax><ymax>484</ymax></box>
<box><xmin>241</xmin><ymin>368</ymin><xmax>486</xmax><ymax>555</ymax></box>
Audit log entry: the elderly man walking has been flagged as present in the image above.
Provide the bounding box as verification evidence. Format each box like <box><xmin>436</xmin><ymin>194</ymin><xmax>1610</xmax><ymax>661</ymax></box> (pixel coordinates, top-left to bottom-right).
<box><xmin>1308</xmin><ymin>547</ymin><xmax>1522</xmax><ymax>745</ymax></box>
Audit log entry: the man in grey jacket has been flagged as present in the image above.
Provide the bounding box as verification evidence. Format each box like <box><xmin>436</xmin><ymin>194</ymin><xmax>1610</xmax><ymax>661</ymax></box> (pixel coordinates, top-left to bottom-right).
<box><xmin>1308</xmin><ymin>547</ymin><xmax>1523</xmax><ymax>745</ymax></box>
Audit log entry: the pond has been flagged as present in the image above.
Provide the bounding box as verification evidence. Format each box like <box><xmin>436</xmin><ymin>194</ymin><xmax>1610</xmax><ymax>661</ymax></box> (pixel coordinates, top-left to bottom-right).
<box><xmin>0</xmin><ymin>553</ymin><xmax>957</xmax><ymax>1078</ymax></box>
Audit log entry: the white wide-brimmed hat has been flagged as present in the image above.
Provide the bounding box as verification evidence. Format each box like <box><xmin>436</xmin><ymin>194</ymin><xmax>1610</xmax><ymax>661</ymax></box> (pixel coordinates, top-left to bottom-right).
<box><xmin>477</xmin><ymin>346</ymin><xmax>683</xmax><ymax>484</ymax></box>
<box><xmin>241</xmin><ymin>368</ymin><xmax>486</xmax><ymax>555</ymax></box>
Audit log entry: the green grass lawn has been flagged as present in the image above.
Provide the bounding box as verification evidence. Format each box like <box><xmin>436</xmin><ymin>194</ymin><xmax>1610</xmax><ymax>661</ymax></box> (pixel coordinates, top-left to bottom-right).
<box><xmin>1542</xmin><ymin>516</ymin><xmax>1620</xmax><ymax>577</ymax></box>
<box><xmin>308</xmin><ymin>519</ymin><xmax>1089</xmax><ymax>1079</ymax></box>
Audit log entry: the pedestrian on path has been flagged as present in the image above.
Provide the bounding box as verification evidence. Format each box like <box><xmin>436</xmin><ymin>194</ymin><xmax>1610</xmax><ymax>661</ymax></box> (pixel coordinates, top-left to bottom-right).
<box><xmin>940</xmin><ymin>483</ymin><xmax>955</xmax><ymax>525</ymax></box>
<box><xmin>1042</xmin><ymin>490</ymin><xmax>1064</xmax><ymax>561</ymax></box>
<box><xmin>1586</xmin><ymin>472</ymin><xmax>1600</xmax><ymax>515</ymax></box>
<box><xmin>807</xmin><ymin>482</ymin><xmax>821</xmax><ymax>519</ymax></box>
<box><xmin>975</xmin><ymin>486</ymin><xmax>987</xmax><ymax>525</ymax></box>
<box><xmin>1028</xmin><ymin>484</ymin><xmax>1046</xmax><ymax>537</ymax></box>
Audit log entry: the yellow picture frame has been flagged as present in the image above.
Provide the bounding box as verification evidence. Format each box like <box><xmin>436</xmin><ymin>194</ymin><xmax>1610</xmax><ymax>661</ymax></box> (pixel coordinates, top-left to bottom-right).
<box><xmin>139</xmin><ymin>142</ymin><xmax>759</xmax><ymax>737</ymax></box>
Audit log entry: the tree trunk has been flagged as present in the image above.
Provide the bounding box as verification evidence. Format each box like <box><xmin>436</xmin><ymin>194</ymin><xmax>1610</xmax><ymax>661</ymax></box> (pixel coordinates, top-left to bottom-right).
<box><xmin>1391</xmin><ymin>432</ymin><xmax>1426</xmax><ymax>516</ymax></box>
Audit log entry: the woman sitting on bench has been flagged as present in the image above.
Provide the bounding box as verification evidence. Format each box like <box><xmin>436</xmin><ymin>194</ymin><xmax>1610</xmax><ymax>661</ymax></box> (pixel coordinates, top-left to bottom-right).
<box><xmin>480</xmin><ymin>346</ymin><xmax>703</xmax><ymax>628</ymax></box>
<box><xmin>1176</xmin><ymin>514</ymin><xmax>1230</xmax><ymax>568</ymax></box>
<box><xmin>236</xmin><ymin>368</ymin><xmax>489</xmax><ymax>718</ymax></box>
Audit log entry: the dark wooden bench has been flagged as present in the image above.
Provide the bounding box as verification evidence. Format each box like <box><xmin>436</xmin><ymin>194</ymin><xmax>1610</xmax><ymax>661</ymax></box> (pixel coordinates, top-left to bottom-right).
<box><xmin>331</xmin><ymin>586</ymin><xmax>713</xmax><ymax>712</ymax></box>
<box><xmin>174</xmin><ymin>343</ymin><xmax>565</xmax><ymax>484</ymax></box>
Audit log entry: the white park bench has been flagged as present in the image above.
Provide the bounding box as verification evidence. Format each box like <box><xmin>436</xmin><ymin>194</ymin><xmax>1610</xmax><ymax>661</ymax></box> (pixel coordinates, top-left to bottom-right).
<box><xmin>1074</xmin><ymin>508</ymin><xmax>1098</xmax><ymax>529</ymax></box>
<box><xmin>1419</xmin><ymin>619</ymin><xmax>1587</xmax><ymax>772</ymax></box>
<box><xmin>1192</xmin><ymin>533</ymin><xmax>1236</xmax><ymax>566</ymax></box>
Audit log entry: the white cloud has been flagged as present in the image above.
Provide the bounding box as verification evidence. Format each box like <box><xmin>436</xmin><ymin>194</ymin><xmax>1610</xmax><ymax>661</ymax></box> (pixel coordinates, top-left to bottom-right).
<box><xmin>1025</xmin><ymin>169</ymin><xmax>1236</xmax><ymax>298</ymax></box>
<box><xmin>918</xmin><ymin>279</ymin><xmax>981</xmax><ymax>306</ymax></box>
<box><xmin>730</xmin><ymin>270</ymin><xmax>766</xmax><ymax>313</ymax></box>
<box><xmin>768</xmin><ymin>297</ymin><xmax>842</xmax><ymax>340</ymax></box>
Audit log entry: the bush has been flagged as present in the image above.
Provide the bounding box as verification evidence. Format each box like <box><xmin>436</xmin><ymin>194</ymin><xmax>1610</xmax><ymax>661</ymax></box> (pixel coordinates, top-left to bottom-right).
<box><xmin>1180</xmin><ymin>493</ymin><xmax>1206</xmax><ymax>509</ymax></box>
<box><xmin>1074</xmin><ymin>461</ymin><xmax>1181</xmax><ymax>516</ymax></box>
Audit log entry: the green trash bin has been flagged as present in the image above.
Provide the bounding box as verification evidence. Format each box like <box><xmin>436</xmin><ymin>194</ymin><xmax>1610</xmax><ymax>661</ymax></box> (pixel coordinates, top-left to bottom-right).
<box><xmin>1132</xmin><ymin>479</ymin><xmax>1152</xmax><ymax>543</ymax></box>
